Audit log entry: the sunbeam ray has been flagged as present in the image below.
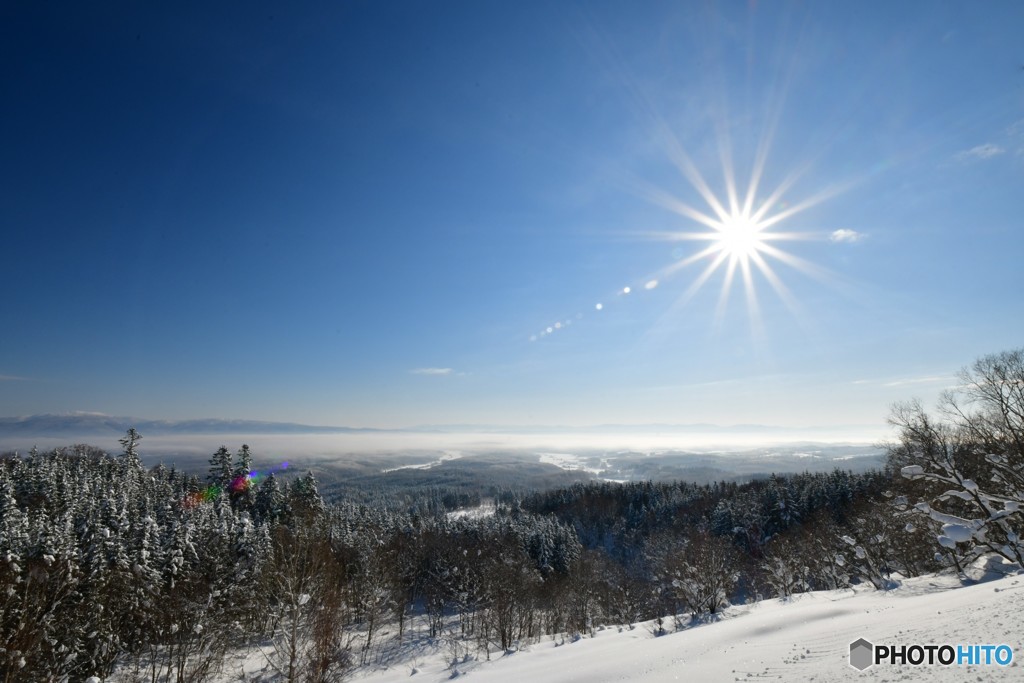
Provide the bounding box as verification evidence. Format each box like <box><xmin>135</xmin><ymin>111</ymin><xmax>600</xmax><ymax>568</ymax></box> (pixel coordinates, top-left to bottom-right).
<box><xmin>637</xmin><ymin>141</ymin><xmax>850</xmax><ymax>331</ymax></box>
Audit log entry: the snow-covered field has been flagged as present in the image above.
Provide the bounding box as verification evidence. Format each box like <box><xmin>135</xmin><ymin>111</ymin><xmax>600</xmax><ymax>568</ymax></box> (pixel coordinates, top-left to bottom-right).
<box><xmin>120</xmin><ymin>561</ymin><xmax>1022</xmax><ymax>682</ymax></box>
<box><xmin>344</xmin><ymin>566</ymin><xmax>1021</xmax><ymax>683</ymax></box>
<box><xmin>380</xmin><ymin>450</ymin><xmax>464</xmax><ymax>473</ymax></box>
<box><xmin>536</xmin><ymin>452</ymin><xmax>608</xmax><ymax>477</ymax></box>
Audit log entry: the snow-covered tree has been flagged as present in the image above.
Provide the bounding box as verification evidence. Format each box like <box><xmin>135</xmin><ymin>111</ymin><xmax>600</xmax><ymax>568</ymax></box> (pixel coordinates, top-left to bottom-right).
<box><xmin>254</xmin><ymin>472</ymin><xmax>287</xmax><ymax>524</ymax></box>
<box><xmin>119</xmin><ymin>428</ymin><xmax>143</xmax><ymax>470</ymax></box>
<box><xmin>231</xmin><ymin>444</ymin><xmax>255</xmax><ymax>512</ymax></box>
<box><xmin>652</xmin><ymin>529</ymin><xmax>737</xmax><ymax>618</ymax></box>
<box><xmin>889</xmin><ymin>348</ymin><xmax>1024</xmax><ymax>569</ymax></box>
<box><xmin>288</xmin><ymin>470</ymin><xmax>325</xmax><ymax>522</ymax></box>
<box><xmin>207</xmin><ymin>445</ymin><xmax>233</xmax><ymax>491</ymax></box>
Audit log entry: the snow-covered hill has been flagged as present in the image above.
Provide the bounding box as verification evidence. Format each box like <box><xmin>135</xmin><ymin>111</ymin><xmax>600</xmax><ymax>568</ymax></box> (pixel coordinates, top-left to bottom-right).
<box><xmin>345</xmin><ymin>566</ymin><xmax>1021</xmax><ymax>683</ymax></box>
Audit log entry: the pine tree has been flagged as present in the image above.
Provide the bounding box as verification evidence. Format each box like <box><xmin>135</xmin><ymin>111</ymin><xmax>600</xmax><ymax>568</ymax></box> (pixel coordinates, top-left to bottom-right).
<box><xmin>288</xmin><ymin>471</ymin><xmax>325</xmax><ymax>521</ymax></box>
<box><xmin>231</xmin><ymin>445</ymin><xmax>255</xmax><ymax>512</ymax></box>
<box><xmin>254</xmin><ymin>473</ymin><xmax>286</xmax><ymax>524</ymax></box>
<box><xmin>207</xmin><ymin>446</ymin><xmax>233</xmax><ymax>492</ymax></box>
<box><xmin>119</xmin><ymin>428</ymin><xmax>143</xmax><ymax>470</ymax></box>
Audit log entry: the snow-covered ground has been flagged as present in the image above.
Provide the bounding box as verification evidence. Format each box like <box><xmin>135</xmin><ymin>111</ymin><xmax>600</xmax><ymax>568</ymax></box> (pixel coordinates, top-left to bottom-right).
<box><xmin>380</xmin><ymin>450</ymin><xmax>463</xmax><ymax>473</ymax></box>
<box><xmin>347</xmin><ymin>565</ymin><xmax>1021</xmax><ymax>683</ymax></box>
<box><xmin>537</xmin><ymin>452</ymin><xmax>608</xmax><ymax>477</ymax></box>
<box><xmin>445</xmin><ymin>500</ymin><xmax>498</xmax><ymax>521</ymax></box>
<box><xmin>536</xmin><ymin>452</ymin><xmax>629</xmax><ymax>481</ymax></box>
<box><xmin>120</xmin><ymin>561</ymin><xmax>1022</xmax><ymax>682</ymax></box>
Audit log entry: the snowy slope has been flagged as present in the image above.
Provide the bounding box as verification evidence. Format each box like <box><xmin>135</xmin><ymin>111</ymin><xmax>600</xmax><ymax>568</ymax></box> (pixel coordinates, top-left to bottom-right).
<box><xmin>350</xmin><ymin>569</ymin><xmax>1023</xmax><ymax>683</ymax></box>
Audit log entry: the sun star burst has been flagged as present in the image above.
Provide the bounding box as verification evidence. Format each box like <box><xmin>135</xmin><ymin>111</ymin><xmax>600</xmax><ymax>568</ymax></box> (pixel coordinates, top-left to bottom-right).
<box><xmin>715</xmin><ymin>212</ymin><xmax>765</xmax><ymax>263</ymax></box>
<box><xmin>633</xmin><ymin>151</ymin><xmax>842</xmax><ymax>334</ymax></box>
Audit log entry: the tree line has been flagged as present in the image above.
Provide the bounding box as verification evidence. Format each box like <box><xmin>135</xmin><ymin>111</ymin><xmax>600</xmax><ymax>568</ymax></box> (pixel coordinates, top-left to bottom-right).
<box><xmin>2</xmin><ymin>347</ymin><xmax>1020</xmax><ymax>682</ymax></box>
<box><xmin>0</xmin><ymin>437</ymin><xmax>893</xmax><ymax>681</ymax></box>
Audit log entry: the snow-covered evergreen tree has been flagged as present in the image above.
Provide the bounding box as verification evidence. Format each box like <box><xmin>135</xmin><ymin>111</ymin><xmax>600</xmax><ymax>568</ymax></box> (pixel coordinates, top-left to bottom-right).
<box><xmin>207</xmin><ymin>445</ymin><xmax>233</xmax><ymax>491</ymax></box>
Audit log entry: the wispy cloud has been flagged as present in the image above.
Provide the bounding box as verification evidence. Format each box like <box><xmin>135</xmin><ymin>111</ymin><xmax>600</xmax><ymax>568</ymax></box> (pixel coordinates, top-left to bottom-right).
<box><xmin>0</xmin><ymin>374</ymin><xmax>32</xmax><ymax>382</ymax></box>
<box><xmin>410</xmin><ymin>367</ymin><xmax>453</xmax><ymax>376</ymax></box>
<box><xmin>954</xmin><ymin>143</ymin><xmax>1005</xmax><ymax>162</ymax></box>
<box><xmin>1007</xmin><ymin>119</ymin><xmax>1024</xmax><ymax>157</ymax></box>
<box><xmin>830</xmin><ymin>229</ymin><xmax>864</xmax><ymax>243</ymax></box>
<box><xmin>852</xmin><ymin>375</ymin><xmax>954</xmax><ymax>388</ymax></box>
<box><xmin>882</xmin><ymin>375</ymin><xmax>953</xmax><ymax>387</ymax></box>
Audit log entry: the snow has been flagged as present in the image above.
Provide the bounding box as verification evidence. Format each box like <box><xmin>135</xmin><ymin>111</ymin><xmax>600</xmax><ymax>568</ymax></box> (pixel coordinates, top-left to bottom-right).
<box><xmin>380</xmin><ymin>450</ymin><xmax>463</xmax><ymax>473</ymax></box>
<box><xmin>110</xmin><ymin>563</ymin><xmax>1024</xmax><ymax>683</ymax></box>
<box><xmin>901</xmin><ymin>465</ymin><xmax>925</xmax><ymax>479</ymax></box>
<box><xmin>941</xmin><ymin>523</ymin><xmax>977</xmax><ymax>544</ymax></box>
<box><xmin>537</xmin><ymin>452</ymin><xmax>606</xmax><ymax>477</ymax></box>
<box><xmin>446</xmin><ymin>500</ymin><xmax>497</xmax><ymax>520</ymax></box>
<box><xmin>343</xmin><ymin>568</ymin><xmax>1022</xmax><ymax>683</ymax></box>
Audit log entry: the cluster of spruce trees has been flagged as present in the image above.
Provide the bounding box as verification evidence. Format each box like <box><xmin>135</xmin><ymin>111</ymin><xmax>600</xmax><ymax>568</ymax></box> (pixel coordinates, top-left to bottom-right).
<box><xmin>0</xmin><ymin>432</ymin><xmax>582</xmax><ymax>681</ymax></box>
<box><xmin>2</xmin><ymin>430</ymin><xmax>938</xmax><ymax>682</ymax></box>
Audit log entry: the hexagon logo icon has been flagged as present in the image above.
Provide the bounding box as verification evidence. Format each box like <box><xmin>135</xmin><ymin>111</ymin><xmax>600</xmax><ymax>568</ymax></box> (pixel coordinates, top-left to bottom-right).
<box><xmin>849</xmin><ymin>638</ymin><xmax>874</xmax><ymax>671</ymax></box>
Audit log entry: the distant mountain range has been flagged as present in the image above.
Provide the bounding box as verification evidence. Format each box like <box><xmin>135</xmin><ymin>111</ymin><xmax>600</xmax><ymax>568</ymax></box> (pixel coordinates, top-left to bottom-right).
<box><xmin>0</xmin><ymin>414</ymin><xmax>382</xmax><ymax>437</ymax></box>
<box><xmin>0</xmin><ymin>413</ymin><xmax>881</xmax><ymax>439</ymax></box>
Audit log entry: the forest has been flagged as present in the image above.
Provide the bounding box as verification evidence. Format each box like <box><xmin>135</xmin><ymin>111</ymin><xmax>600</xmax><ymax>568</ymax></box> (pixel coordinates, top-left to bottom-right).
<box><xmin>2</xmin><ymin>348</ymin><xmax>1022</xmax><ymax>682</ymax></box>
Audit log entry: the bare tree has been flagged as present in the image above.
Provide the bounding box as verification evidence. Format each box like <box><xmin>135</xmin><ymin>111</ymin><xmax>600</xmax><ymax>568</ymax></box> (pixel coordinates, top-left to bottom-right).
<box><xmin>264</xmin><ymin>526</ymin><xmax>349</xmax><ymax>683</ymax></box>
<box><xmin>888</xmin><ymin>348</ymin><xmax>1024</xmax><ymax>569</ymax></box>
<box><xmin>653</xmin><ymin>530</ymin><xmax>737</xmax><ymax>618</ymax></box>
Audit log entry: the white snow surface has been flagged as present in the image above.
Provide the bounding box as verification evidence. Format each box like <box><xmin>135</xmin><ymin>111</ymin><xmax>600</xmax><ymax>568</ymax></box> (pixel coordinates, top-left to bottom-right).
<box><xmin>446</xmin><ymin>500</ymin><xmax>497</xmax><ymax>520</ymax></box>
<box><xmin>380</xmin><ymin>450</ymin><xmax>463</xmax><ymax>473</ymax></box>
<box><xmin>114</xmin><ymin>561</ymin><xmax>1023</xmax><ymax>682</ymax></box>
<box><xmin>349</xmin><ymin>569</ymin><xmax>1022</xmax><ymax>683</ymax></box>
<box><xmin>537</xmin><ymin>452</ymin><xmax>606</xmax><ymax>477</ymax></box>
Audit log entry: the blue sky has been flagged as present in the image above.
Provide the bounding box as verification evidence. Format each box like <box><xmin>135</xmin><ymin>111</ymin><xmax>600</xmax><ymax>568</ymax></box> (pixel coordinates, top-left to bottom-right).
<box><xmin>2</xmin><ymin>1</ymin><xmax>1022</xmax><ymax>435</ymax></box>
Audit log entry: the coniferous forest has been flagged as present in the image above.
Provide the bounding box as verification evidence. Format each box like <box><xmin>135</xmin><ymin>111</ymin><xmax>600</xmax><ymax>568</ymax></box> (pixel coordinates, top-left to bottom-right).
<box><xmin>2</xmin><ymin>348</ymin><xmax>1022</xmax><ymax>682</ymax></box>
<box><xmin>0</xmin><ymin>435</ymin><xmax>926</xmax><ymax>682</ymax></box>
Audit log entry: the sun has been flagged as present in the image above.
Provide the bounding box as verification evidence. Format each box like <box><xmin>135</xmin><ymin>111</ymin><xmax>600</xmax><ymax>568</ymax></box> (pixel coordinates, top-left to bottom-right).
<box><xmin>531</xmin><ymin>118</ymin><xmax>846</xmax><ymax>343</ymax></box>
<box><xmin>629</xmin><ymin>146</ymin><xmax>843</xmax><ymax>330</ymax></box>
<box><xmin>715</xmin><ymin>212</ymin><xmax>765</xmax><ymax>262</ymax></box>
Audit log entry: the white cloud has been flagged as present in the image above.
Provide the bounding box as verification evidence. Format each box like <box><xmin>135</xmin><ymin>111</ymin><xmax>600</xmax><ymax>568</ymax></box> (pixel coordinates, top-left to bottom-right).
<box><xmin>410</xmin><ymin>367</ymin><xmax>453</xmax><ymax>376</ymax></box>
<box><xmin>882</xmin><ymin>375</ymin><xmax>953</xmax><ymax>388</ymax></box>
<box><xmin>954</xmin><ymin>143</ymin><xmax>1005</xmax><ymax>162</ymax></box>
<box><xmin>830</xmin><ymin>229</ymin><xmax>864</xmax><ymax>243</ymax></box>
<box><xmin>0</xmin><ymin>374</ymin><xmax>31</xmax><ymax>381</ymax></box>
<box><xmin>851</xmin><ymin>375</ymin><xmax>954</xmax><ymax>388</ymax></box>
